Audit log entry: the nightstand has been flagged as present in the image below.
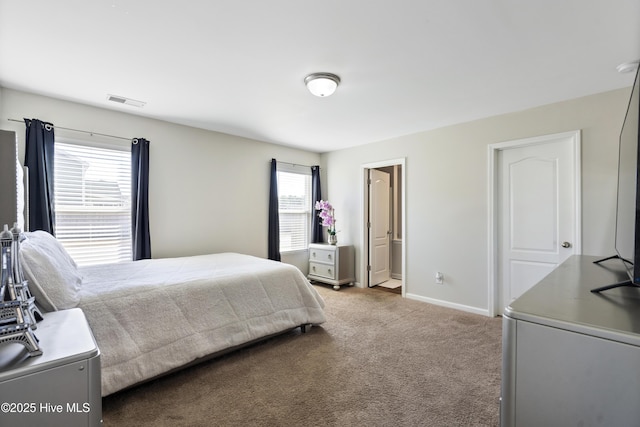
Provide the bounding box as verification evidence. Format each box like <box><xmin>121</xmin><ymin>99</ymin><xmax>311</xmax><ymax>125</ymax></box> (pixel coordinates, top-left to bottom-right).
<box><xmin>0</xmin><ymin>308</ymin><xmax>102</xmax><ymax>427</ymax></box>
<box><xmin>308</xmin><ymin>243</ymin><xmax>355</xmax><ymax>290</ymax></box>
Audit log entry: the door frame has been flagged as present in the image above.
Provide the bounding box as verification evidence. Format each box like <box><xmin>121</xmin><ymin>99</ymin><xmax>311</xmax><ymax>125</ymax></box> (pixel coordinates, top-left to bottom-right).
<box><xmin>487</xmin><ymin>131</ymin><xmax>582</xmax><ymax>316</ymax></box>
<box><xmin>361</xmin><ymin>158</ymin><xmax>406</xmax><ymax>295</ymax></box>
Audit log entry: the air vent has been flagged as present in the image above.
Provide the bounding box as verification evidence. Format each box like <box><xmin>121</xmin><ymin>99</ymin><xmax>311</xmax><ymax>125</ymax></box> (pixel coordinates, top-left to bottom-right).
<box><xmin>107</xmin><ymin>94</ymin><xmax>146</xmax><ymax>108</ymax></box>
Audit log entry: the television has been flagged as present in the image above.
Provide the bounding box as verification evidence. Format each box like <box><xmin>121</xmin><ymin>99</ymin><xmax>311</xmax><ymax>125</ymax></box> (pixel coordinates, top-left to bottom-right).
<box><xmin>592</xmin><ymin>64</ymin><xmax>640</xmax><ymax>292</ymax></box>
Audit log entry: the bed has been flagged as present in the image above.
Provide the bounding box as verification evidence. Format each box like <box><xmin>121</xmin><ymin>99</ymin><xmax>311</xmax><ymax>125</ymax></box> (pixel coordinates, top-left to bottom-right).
<box><xmin>17</xmin><ymin>231</ymin><xmax>326</xmax><ymax>396</ymax></box>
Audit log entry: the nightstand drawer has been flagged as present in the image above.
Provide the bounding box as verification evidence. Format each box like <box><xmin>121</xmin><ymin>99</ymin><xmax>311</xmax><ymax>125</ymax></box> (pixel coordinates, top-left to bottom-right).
<box><xmin>309</xmin><ymin>248</ymin><xmax>335</xmax><ymax>264</ymax></box>
<box><xmin>309</xmin><ymin>262</ymin><xmax>336</xmax><ymax>279</ymax></box>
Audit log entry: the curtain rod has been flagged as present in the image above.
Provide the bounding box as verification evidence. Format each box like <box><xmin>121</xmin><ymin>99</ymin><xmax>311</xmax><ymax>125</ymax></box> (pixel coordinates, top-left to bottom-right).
<box><xmin>274</xmin><ymin>160</ymin><xmax>318</xmax><ymax>169</ymax></box>
<box><xmin>7</xmin><ymin>118</ymin><xmax>133</xmax><ymax>142</ymax></box>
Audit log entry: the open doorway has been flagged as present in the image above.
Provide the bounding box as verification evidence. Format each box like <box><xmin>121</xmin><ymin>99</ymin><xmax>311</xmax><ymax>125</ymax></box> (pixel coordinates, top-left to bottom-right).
<box><xmin>361</xmin><ymin>158</ymin><xmax>406</xmax><ymax>296</ymax></box>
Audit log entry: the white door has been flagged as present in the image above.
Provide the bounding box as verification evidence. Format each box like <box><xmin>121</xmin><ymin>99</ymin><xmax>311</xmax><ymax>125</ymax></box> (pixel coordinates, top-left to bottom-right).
<box><xmin>369</xmin><ymin>169</ymin><xmax>391</xmax><ymax>286</ymax></box>
<box><xmin>497</xmin><ymin>134</ymin><xmax>579</xmax><ymax>313</ymax></box>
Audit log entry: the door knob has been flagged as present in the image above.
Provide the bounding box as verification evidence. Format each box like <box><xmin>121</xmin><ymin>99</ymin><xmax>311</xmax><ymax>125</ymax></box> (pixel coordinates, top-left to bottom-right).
<box><xmin>561</xmin><ymin>242</ymin><xmax>572</xmax><ymax>248</ymax></box>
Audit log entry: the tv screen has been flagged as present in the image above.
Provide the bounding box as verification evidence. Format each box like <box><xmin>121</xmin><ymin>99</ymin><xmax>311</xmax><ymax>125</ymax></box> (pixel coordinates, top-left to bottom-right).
<box><xmin>614</xmin><ymin>65</ymin><xmax>640</xmax><ymax>284</ymax></box>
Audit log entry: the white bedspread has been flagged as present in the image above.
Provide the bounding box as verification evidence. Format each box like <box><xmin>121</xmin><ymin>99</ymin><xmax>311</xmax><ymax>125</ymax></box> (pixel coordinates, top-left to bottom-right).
<box><xmin>78</xmin><ymin>253</ymin><xmax>326</xmax><ymax>396</ymax></box>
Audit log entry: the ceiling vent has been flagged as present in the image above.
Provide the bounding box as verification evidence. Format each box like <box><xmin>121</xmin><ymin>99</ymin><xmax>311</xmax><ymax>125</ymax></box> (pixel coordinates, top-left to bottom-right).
<box><xmin>107</xmin><ymin>94</ymin><xmax>146</xmax><ymax>108</ymax></box>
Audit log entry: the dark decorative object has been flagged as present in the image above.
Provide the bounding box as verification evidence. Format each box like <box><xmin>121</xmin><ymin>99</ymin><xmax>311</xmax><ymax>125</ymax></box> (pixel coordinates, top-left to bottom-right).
<box><xmin>0</xmin><ymin>224</ymin><xmax>42</xmax><ymax>356</ymax></box>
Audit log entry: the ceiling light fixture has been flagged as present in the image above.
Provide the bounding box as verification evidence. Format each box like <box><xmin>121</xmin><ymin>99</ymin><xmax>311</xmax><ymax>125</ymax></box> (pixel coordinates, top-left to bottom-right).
<box><xmin>304</xmin><ymin>72</ymin><xmax>341</xmax><ymax>97</ymax></box>
<box><xmin>616</xmin><ymin>60</ymin><xmax>640</xmax><ymax>74</ymax></box>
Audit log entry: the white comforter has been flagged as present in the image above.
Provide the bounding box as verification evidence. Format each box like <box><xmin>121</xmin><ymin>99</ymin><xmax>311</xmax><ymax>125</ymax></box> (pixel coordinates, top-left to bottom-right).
<box><xmin>78</xmin><ymin>253</ymin><xmax>326</xmax><ymax>396</ymax></box>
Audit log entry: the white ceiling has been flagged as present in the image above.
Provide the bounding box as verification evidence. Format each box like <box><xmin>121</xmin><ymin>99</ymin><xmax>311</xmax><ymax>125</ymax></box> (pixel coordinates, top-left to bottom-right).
<box><xmin>1</xmin><ymin>1</ymin><xmax>639</xmax><ymax>153</ymax></box>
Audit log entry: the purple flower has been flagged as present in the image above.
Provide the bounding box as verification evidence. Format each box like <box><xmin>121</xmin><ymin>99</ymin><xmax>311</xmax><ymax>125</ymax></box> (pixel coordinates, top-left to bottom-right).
<box><xmin>315</xmin><ymin>200</ymin><xmax>337</xmax><ymax>234</ymax></box>
<box><xmin>315</xmin><ymin>200</ymin><xmax>332</xmax><ymax>211</ymax></box>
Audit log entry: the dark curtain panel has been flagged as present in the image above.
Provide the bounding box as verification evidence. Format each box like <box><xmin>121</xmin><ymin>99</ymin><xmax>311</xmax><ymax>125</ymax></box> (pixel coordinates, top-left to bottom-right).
<box><xmin>311</xmin><ymin>165</ymin><xmax>324</xmax><ymax>243</ymax></box>
<box><xmin>24</xmin><ymin>118</ymin><xmax>55</xmax><ymax>233</ymax></box>
<box><xmin>268</xmin><ymin>158</ymin><xmax>281</xmax><ymax>261</ymax></box>
<box><xmin>132</xmin><ymin>138</ymin><xmax>151</xmax><ymax>260</ymax></box>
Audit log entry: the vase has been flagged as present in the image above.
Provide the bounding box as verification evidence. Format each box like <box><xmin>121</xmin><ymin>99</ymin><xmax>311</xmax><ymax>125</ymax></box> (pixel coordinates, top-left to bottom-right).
<box><xmin>328</xmin><ymin>233</ymin><xmax>337</xmax><ymax>245</ymax></box>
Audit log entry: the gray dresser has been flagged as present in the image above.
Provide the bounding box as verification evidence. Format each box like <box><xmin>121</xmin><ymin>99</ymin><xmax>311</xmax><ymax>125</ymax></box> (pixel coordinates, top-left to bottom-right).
<box><xmin>501</xmin><ymin>255</ymin><xmax>640</xmax><ymax>426</ymax></box>
<box><xmin>0</xmin><ymin>308</ymin><xmax>102</xmax><ymax>426</ymax></box>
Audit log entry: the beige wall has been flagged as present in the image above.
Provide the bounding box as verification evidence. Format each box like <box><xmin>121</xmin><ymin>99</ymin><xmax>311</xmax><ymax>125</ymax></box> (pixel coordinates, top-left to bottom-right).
<box><xmin>321</xmin><ymin>88</ymin><xmax>631</xmax><ymax>314</ymax></box>
<box><xmin>0</xmin><ymin>89</ymin><xmax>321</xmax><ymax>261</ymax></box>
<box><xmin>1</xmin><ymin>86</ymin><xmax>632</xmax><ymax>314</ymax></box>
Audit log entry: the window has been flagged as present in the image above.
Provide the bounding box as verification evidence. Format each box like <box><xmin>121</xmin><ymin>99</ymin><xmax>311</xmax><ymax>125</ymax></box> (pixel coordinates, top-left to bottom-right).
<box><xmin>54</xmin><ymin>139</ymin><xmax>132</xmax><ymax>266</ymax></box>
<box><xmin>277</xmin><ymin>164</ymin><xmax>312</xmax><ymax>252</ymax></box>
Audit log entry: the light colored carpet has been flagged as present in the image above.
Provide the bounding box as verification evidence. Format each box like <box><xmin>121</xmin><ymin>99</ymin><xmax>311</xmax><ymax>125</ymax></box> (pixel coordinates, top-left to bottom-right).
<box><xmin>102</xmin><ymin>285</ymin><xmax>502</xmax><ymax>426</ymax></box>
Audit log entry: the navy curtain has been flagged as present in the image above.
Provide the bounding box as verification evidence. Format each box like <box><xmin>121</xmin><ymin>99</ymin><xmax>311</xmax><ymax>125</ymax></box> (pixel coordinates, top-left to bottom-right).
<box><xmin>268</xmin><ymin>158</ymin><xmax>281</xmax><ymax>261</ymax></box>
<box><xmin>132</xmin><ymin>138</ymin><xmax>151</xmax><ymax>260</ymax></box>
<box><xmin>24</xmin><ymin>118</ymin><xmax>55</xmax><ymax>233</ymax></box>
<box><xmin>311</xmin><ymin>165</ymin><xmax>324</xmax><ymax>243</ymax></box>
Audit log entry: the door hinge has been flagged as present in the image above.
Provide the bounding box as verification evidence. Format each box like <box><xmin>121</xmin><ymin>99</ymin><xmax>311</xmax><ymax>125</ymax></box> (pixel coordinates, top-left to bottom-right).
<box><xmin>367</xmin><ymin>265</ymin><xmax>372</xmax><ymax>271</ymax></box>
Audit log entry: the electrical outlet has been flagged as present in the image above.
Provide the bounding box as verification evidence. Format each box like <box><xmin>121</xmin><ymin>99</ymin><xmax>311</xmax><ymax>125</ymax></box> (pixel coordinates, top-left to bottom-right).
<box><xmin>435</xmin><ymin>272</ymin><xmax>444</xmax><ymax>284</ymax></box>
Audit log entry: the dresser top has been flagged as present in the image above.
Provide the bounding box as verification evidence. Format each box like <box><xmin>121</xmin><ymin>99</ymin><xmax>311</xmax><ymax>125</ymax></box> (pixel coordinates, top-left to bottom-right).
<box><xmin>309</xmin><ymin>243</ymin><xmax>351</xmax><ymax>249</ymax></box>
<box><xmin>505</xmin><ymin>255</ymin><xmax>640</xmax><ymax>346</ymax></box>
<box><xmin>0</xmin><ymin>308</ymin><xmax>99</xmax><ymax>380</ymax></box>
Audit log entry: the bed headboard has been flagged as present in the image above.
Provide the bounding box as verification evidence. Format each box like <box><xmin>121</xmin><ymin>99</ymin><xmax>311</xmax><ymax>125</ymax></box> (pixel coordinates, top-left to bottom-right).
<box><xmin>0</xmin><ymin>129</ymin><xmax>26</xmax><ymax>230</ymax></box>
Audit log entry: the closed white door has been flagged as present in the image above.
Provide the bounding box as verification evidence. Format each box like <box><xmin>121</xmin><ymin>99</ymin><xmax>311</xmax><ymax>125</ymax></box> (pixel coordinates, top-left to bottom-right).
<box><xmin>498</xmin><ymin>134</ymin><xmax>580</xmax><ymax>312</ymax></box>
<box><xmin>369</xmin><ymin>169</ymin><xmax>391</xmax><ymax>286</ymax></box>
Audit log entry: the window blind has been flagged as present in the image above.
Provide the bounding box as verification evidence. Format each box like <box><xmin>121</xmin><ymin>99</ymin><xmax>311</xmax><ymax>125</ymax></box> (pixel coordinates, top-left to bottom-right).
<box><xmin>277</xmin><ymin>169</ymin><xmax>311</xmax><ymax>252</ymax></box>
<box><xmin>54</xmin><ymin>140</ymin><xmax>132</xmax><ymax>266</ymax></box>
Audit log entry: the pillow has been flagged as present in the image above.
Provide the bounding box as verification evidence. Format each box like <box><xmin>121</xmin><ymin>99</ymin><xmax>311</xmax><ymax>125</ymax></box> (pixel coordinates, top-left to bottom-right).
<box><xmin>18</xmin><ymin>230</ymin><xmax>81</xmax><ymax>312</ymax></box>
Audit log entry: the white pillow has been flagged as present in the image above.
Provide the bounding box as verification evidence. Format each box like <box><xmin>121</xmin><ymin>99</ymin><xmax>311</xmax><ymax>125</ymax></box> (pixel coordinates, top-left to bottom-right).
<box><xmin>19</xmin><ymin>230</ymin><xmax>81</xmax><ymax>312</ymax></box>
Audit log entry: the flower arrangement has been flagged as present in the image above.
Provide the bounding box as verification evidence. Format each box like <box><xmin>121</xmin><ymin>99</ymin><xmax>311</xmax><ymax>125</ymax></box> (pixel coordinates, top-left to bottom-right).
<box><xmin>315</xmin><ymin>200</ymin><xmax>336</xmax><ymax>236</ymax></box>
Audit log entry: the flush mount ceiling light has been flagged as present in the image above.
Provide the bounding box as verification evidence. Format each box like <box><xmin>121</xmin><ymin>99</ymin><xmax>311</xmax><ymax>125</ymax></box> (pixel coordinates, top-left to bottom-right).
<box><xmin>304</xmin><ymin>72</ymin><xmax>341</xmax><ymax>97</ymax></box>
<box><xmin>616</xmin><ymin>60</ymin><xmax>640</xmax><ymax>73</ymax></box>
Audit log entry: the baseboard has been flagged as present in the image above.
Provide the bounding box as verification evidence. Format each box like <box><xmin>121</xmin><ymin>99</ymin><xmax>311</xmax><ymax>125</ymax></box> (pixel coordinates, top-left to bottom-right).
<box><xmin>405</xmin><ymin>293</ymin><xmax>491</xmax><ymax>317</ymax></box>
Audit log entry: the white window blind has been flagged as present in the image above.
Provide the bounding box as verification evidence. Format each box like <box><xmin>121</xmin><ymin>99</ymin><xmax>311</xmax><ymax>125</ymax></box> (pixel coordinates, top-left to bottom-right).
<box><xmin>54</xmin><ymin>140</ymin><xmax>132</xmax><ymax>266</ymax></box>
<box><xmin>277</xmin><ymin>166</ymin><xmax>311</xmax><ymax>252</ymax></box>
